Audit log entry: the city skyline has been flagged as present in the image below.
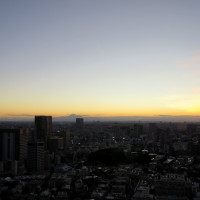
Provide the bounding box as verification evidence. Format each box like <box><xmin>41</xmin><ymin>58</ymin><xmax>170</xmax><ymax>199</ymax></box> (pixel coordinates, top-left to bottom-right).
<box><xmin>1</xmin><ymin>0</ymin><xmax>200</xmax><ymax>119</ymax></box>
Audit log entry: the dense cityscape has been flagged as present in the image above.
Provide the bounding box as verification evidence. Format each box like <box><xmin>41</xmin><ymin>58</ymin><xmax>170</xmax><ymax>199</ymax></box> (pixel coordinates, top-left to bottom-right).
<box><xmin>1</xmin><ymin>116</ymin><xmax>200</xmax><ymax>200</ymax></box>
<box><xmin>1</xmin><ymin>1</ymin><xmax>200</xmax><ymax>200</ymax></box>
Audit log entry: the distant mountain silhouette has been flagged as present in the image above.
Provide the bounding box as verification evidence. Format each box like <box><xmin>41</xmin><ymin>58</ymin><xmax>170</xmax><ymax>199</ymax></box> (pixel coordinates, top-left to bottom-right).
<box><xmin>1</xmin><ymin>114</ymin><xmax>200</xmax><ymax>122</ymax></box>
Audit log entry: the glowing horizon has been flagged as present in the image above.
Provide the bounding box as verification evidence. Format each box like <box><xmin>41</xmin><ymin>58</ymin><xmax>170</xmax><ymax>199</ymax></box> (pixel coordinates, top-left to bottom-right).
<box><xmin>1</xmin><ymin>104</ymin><xmax>200</xmax><ymax>119</ymax></box>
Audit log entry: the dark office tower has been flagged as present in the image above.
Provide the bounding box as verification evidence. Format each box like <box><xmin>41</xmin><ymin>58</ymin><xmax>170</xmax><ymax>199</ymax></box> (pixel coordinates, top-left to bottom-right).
<box><xmin>35</xmin><ymin>116</ymin><xmax>52</xmax><ymax>140</ymax></box>
<box><xmin>0</xmin><ymin>129</ymin><xmax>20</xmax><ymax>175</ymax></box>
<box><xmin>19</xmin><ymin>128</ymin><xmax>29</xmax><ymax>174</ymax></box>
<box><xmin>76</xmin><ymin>118</ymin><xmax>84</xmax><ymax>129</ymax></box>
<box><xmin>27</xmin><ymin>140</ymin><xmax>45</xmax><ymax>172</ymax></box>
<box><xmin>59</xmin><ymin>130</ymin><xmax>71</xmax><ymax>149</ymax></box>
<box><xmin>0</xmin><ymin>129</ymin><xmax>20</xmax><ymax>162</ymax></box>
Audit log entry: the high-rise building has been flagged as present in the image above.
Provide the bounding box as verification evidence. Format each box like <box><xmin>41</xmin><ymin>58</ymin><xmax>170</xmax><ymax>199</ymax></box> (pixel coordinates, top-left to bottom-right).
<box><xmin>0</xmin><ymin>128</ymin><xmax>28</xmax><ymax>175</ymax></box>
<box><xmin>35</xmin><ymin>116</ymin><xmax>52</xmax><ymax>140</ymax></box>
<box><xmin>19</xmin><ymin>128</ymin><xmax>29</xmax><ymax>174</ymax></box>
<box><xmin>0</xmin><ymin>129</ymin><xmax>20</xmax><ymax>162</ymax></box>
<box><xmin>27</xmin><ymin>140</ymin><xmax>45</xmax><ymax>172</ymax></box>
<box><xmin>27</xmin><ymin>116</ymin><xmax>52</xmax><ymax>172</ymax></box>
<box><xmin>47</xmin><ymin>136</ymin><xmax>64</xmax><ymax>153</ymax></box>
<box><xmin>59</xmin><ymin>130</ymin><xmax>71</xmax><ymax>149</ymax></box>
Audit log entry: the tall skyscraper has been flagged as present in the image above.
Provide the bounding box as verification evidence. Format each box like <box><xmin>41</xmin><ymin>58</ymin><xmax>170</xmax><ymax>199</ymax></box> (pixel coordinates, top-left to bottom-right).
<box><xmin>26</xmin><ymin>116</ymin><xmax>52</xmax><ymax>172</ymax></box>
<box><xmin>35</xmin><ymin>116</ymin><xmax>52</xmax><ymax>140</ymax></box>
<box><xmin>0</xmin><ymin>128</ymin><xmax>27</xmax><ymax>175</ymax></box>
<box><xmin>27</xmin><ymin>140</ymin><xmax>45</xmax><ymax>172</ymax></box>
<box><xmin>0</xmin><ymin>129</ymin><xmax>20</xmax><ymax>162</ymax></box>
<box><xmin>19</xmin><ymin>128</ymin><xmax>29</xmax><ymax>174</ymax></box>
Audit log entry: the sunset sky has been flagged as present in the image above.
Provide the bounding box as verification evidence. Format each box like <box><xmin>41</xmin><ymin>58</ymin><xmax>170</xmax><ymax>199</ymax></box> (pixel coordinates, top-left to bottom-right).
<box><xmin>1</xmin><ymin>0</ymin><xmax>200</xmax><ymax>119</ymax></box>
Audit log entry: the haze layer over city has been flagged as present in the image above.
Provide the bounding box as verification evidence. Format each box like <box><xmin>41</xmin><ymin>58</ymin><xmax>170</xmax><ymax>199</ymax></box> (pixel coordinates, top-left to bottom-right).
<box><xmin>1</xmin><ymin>0</ymin><xmax>200</xmax><ymax>121</ymax></box>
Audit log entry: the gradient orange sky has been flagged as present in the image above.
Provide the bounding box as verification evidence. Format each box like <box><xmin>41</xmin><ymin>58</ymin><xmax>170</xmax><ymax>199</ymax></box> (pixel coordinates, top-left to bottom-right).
<box><xmin>1</xmin><ymin>1</ymin><xmax>200</xmax><ymax>119</ymax></box>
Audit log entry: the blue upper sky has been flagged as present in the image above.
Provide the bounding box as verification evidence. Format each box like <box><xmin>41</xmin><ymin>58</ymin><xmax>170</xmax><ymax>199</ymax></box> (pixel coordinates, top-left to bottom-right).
<box><xmin>1</xmin><ymin>0</ymin><xmax>200</xmax><ymax>118</ymax></box>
